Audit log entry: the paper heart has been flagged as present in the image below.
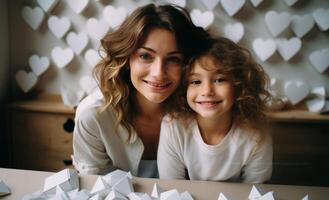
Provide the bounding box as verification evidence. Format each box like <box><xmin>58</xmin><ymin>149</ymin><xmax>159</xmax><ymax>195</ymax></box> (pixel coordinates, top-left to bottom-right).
<box><xmin>268</xmin><ymin>78</ymin><xmax>282</xmax><ymax>96</ymax></box>
<box><xmin>265</xmin><ymin>11</ymin><xmax>291</xmax><ymax>37</ymax></box>
<box><xmin>15</xmin><ymin>70</ymin><xmax>38</xmax><ymax>93</ymax></box>
<box><xmin>282</xmin><ymin>0</ymin><xmax>298</xmax><ymax>6</ymax></box>
<box><xmin>252</xmin><ymin>38</ymin><xmax>277</xmax><ymax>61</ymax></box>
<box><xmin>190</xmin><ymin>9</ymin><xmax>214</xmax><ymax>29</ymax></box>
<box><xmin>291</xmin><ymin>14</ymin><xmax>314</xmax><ymax>38</ymax></box>
<box><xmin>312</xmin><ymin>8</ymin><xmax>329</xmax><ymax>31</ymax></box>
<box><xmin>321</xmin><ymin>101</ymin><xmax>329</xmax><ymax>113</ymax></box>
<box><xmin>249</xmin><ymin>0</ymin><xmax>264</xmax><ymax>7</ymax></box>
<box><xmin>67</xmin><ymin>0</ymin><xmax>89</xmax><ymax>14</ymax></box>
<box><xmin>284</xmin><ymin>80</ymin><xmax>309</xmax><ymax>105</ymax></box>
<box><xmin>305</xmin><ymin>86</ymin><xmax>326</xmax><ymax>113</ymax></box>
<box><xmin>84</xmin><ymin>49</ymin><xmax>102</xmax><ymax>68</ymax></box>
<box><xmin>103</xmin><ymin>6</ymin><xmax>127</xmax><ymax>29</ymax></box>
<box><xmin>21</xmin><ymin>6</ymin><xmax>45</xmax><ymax>30</ymax></box>
<box><xmin>309</xmin><ymin>48</ymin><xmax>329</xmax><ymax>73</ymax></box>
<box><xmin>80</xmin><ymin>76</ymin><xmax>98</xmax><ymax>95</ymax></box>
<box><xmin>201</xmin><ymin>0</ymin><xmax>220</xmax><ymax>10</ymax></box>
<box><xmin>224</xmin><ymin>22</ymin><xmax>244</xmax><ymax>43</ymax></box>
<box><xmin>48</xmin><ymin>16</ymin><xmax>71</xmax><ymax>39</ymax></box>
<box><xmin>221</xmin><ymin>0</ymin><xmax>246</xmax><ymax>17</ymax></box>
<box><xmin>60</xmin><ymin>85</ymin><xmax>85</xmax><ymax>108</ymax></box>
<box><xmin>51</xmin><ymin>47</ymin><xmax>74</xmax><ymax>68</ymax></box>
<box><xmin>28</xmin><ymin>55</ymin><xmax>50</xmax><ymax>76</ymax></box>
<box><xmin>166</xmin><ymin>0</ymin><xmax>186</xmax><ymax>8</ymax></box>
<box><xmin>276</xmin><ymin>37</ymin><xmax>301</xmax><ymax>61</ymax></box>
<box><xmin>66</xmin><ymin>32</ymin><xmax>89</xmax><ymax>55</ymax></box>
<box><xmin>86</xmin><ymin>18</ymin><xmax>110</xmax><ymax>40</ymax></box>
<box><xmin>36</xmin><ymin>0</ymin><xmax>59</xmax><ymax>13</ymax></box>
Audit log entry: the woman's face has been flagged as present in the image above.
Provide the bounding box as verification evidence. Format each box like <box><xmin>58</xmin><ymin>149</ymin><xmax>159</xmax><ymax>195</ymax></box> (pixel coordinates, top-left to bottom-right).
<box><xmin>129</xmin><ymin>28</ymin><xmax>183</xmax><ymax>104</ymax></box>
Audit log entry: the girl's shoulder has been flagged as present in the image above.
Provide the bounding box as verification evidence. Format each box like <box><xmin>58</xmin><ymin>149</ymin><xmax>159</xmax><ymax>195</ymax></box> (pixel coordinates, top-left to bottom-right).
<box><xmin>232</xmin><ymin>124</ymin><xmax>271</xmax><ymax>146</ymax></box>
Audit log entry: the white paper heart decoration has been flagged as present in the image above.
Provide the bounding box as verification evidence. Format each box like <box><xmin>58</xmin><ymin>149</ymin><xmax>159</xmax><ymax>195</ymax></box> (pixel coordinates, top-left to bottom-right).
<box><xmin>201</xmin><ymin>0</ymin><xmax>220</xmax><ymax>10</ymax></box>
<box><xmin>224</xmin><ymin>22</ymin><xmax>244</xmax><ymax>43</ymax></box>
<box><xmin>166</xmin><ymin>0</ymin><xmax>186</xmax><ymax>8</ymax></box>
<box><xmin>60</xmin><ymin>85</ymin><xmax>85</xmax><ymax>108</ymax></box>
<box><xmin>84</xmin><ymin>49</ymin><xmax>102</xmax><ymax>68</ymax></box>
<box><xmin>103</xmin><ymin>6</ymin><xmax>127</xmax><ymax>29</ymax></box>
<box><xmin>21</xmin><ymin>6</ymin><xmax>45</xmax><ymax>30</ymax></box>
<box><xmin>266</xmin><ymin>96</ymin><xmax>288</xmax><ymax>110</ymax></box>
<box><xmin>312</xmin><ymin>8</ymin><xmax>329</xmax><ymax>31</ymax></box>
<box><xmin>51</xmin><ymin>46</ymin><xmax>74</xmax><ymax>68</ymax></box>
<box><xmin>305</xmin><ymin>86</ymin><xmax>326</xmax><ymax>113</ymax></box>
<box><xmin>66</xmin><ymin>32</ymin><xmax>89</xmax><ymax>55</ymax></box>
<box><xmin>276</xmin><ymin>37</ymin><xmax>301</xmax><ymax>61</ymax></box>
<box><xmin>67</xmin><ymin>0</ymin><xmax>89</xmax><ymax>14</ymax></box>
<box><xmin>48</xmin><ymin>16</ymin><xmax>71</xmax><ymax>39</ymax></box>
<box><xmin>265</xmin><ymin>11</ymin><xmax>291</xmax><ymax>37</ymax></box>
<box><xmin>321</xmin><ymin>101</ymin><xmax>329</xmax><ymax>113</ymax></box>
<box><xmin>291</xmin><ymin>14</ymin><xmax>314</xmax><ymax>38</ymax></box>
<box><xmin>250</xmin><ymin>0</ymin><xmax>264</xmax><ymax>7</ymax></box>
<box><xmin>252</xmin><ymin>38</ymin><xmax>277</xmax><ymax>61</ymax></box>
<box><xmin>190</xmin><ymin>9</ymin><xmax>214</xmax><ymax>29</ymax></box>
<box><xmin>15</xmin><ymin>70</ymin><xmax>38</xmax><ymax>93</ymax></box>
<box><xmin>37</xmin><ymin>0</ymin><xmax>59</xmax><ymax>13</ymax></box>
<box><xmin>28</xmin><ymin>55</ymin><xmax>50</xmax><ymax>76</ymax></box>
<box><xmin>284</xmin><ymin>80</ymin><xmax>309</xmax><ymax>105</ymax></box>
<box><xmin>221</xmin><ymin>0</ymin><xmax>246</xmax><ymax>17</ymax></box>
<box><xmin>80</xmin><ymin>76</ymin><xmax>98</xmax><ymax>95</ymax></box>
<box><xmin>309</xmin><ymin>48</ymin><xmax>329</xmax><ymax>73</ymax></box>
<box><xmin>282</xmin><ymin>0</ymin><xmax>298</xmax><ymax>7</ymax></box>
<box><xmin>86</xmin><ymin>18</ymin><xmax>110</xmax><ymax>40</ymax></box>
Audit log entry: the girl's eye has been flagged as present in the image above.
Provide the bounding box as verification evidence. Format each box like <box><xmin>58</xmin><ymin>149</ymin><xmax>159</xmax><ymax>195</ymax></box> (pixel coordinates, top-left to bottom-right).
<box><xmin>190</xmin><ymin>80</ymin><xmax>201</xmax><ymax>85</ymax></box>
<box><xmin>214</xmin><ymin>78</ymin><xmax>225</xmax><ymax>83</ymax></box>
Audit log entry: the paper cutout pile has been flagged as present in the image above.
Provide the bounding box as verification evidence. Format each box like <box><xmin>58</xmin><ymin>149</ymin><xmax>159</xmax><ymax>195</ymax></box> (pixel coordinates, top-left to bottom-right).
<box><xmin>20</xmin><ymin>168</ymin><xmax>310</xmax><ymax>200</ymax></box>
<box><xmin>0</xmin><ymin>180</ymin><xmax>11</xmax><ymax>197</ymax></box>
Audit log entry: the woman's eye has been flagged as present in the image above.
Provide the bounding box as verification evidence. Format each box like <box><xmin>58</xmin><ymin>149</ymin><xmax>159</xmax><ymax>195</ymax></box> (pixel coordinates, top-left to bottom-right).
<box><xmin>139</xmin><ymin>53</ymin><xmax>153</xmax><ymax>61</ymax></box>
<box><xmin>166</xmin><ymin>56</ymin><xmax>183</xmax><ymax>65</ymax></box>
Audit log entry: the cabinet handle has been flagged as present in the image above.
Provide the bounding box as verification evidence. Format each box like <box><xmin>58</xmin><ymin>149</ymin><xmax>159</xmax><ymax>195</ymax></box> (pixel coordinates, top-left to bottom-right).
<box><xmin>63</xmin><ymin>118</ymin><xmax>75</xmax><ymax>133</ymax></box>
<box><xmin>63</xmin><ymin>159</ymin><xmax>73</xmax><ymax>166</ymax></box>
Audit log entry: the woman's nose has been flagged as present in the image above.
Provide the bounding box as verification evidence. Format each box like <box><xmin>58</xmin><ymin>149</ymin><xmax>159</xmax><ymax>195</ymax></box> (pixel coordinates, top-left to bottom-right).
<box><xmin>150</xmin><ymin>59</ymin><xmax>165</xmax><ymax>77</ymax></box>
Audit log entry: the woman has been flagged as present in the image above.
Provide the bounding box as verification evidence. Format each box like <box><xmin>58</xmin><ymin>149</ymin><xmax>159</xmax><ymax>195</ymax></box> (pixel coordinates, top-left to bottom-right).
<box><xmin>72</xmin><ymin>3</ymin><xmax>207</xmax><ymax>177</ymax></box>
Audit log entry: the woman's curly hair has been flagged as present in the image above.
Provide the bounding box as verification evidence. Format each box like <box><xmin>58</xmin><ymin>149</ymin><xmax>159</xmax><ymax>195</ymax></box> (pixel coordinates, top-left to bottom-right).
<box><xmin>171</xmin><ymin>36</ymin><xmax>271</xmax><ymax>130</ymax></box>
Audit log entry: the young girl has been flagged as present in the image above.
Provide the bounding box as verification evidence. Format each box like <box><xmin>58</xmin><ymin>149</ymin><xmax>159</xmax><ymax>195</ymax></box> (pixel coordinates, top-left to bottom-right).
<box><xmin>72</xmin><ymin>4</ymin><xmax>207</xmax><ymax>177</ymax></box>
<box><xmin>157</xmin><ymin>36</ymin><xmax>273</xmax><ymax>183</ymax></box>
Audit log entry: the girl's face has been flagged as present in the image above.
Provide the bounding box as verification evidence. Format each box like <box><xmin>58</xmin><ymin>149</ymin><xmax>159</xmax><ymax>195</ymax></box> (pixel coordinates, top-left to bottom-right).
<box><xmin>187</xmin><ymin>55</ymin><xmax>235</xmax><ymax>120</ymax></box>
<box><xmin>129</xmin><ymin>28</ymin><xmax>183</xmax><ymax>104</ymax></box>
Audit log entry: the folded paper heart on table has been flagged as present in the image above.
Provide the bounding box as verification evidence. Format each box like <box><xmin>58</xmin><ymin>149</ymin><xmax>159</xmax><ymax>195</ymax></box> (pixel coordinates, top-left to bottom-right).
<box><xmin>0</xmin><ymin>180</ymin><xmax>11</xmax><ymax>197</ymax></box>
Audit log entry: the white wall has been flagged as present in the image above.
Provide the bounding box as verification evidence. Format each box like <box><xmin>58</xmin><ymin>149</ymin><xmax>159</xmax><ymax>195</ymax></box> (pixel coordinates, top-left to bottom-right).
<box><xmin>8</xmin><ymin>0</ymin><xmax>329</xmax><ymax>99</ymax></box>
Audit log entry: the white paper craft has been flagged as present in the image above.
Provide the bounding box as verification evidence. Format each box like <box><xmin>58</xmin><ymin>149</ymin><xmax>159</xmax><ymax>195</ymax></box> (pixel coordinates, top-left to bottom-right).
<box><xmin>284</xmin><ymin>80</ymin><xmax>309</xmax><ymax>105</ymax></box>
<box><xmin>128</xmin><ymin>192</ymin><xmax>152</xmax><ymax>200</ymax></box>
<box><xmin>291</xmin><ymin>14</ymin><xmax>314</xmax><ymax>38</ymax></box>
<box><xmin>248</xmin><ymin>185</ymin><xmax>263</xmax><ymax>200</ymax></box>
<box><xmin>305</xmin><ymin>86</ymin><xmax>326</xmax><ymax>113</ymax></box>
<box><xmin>51</xmin><ymin>46</ymin><xmax>74</xmax><ymax>68</ymax></box>
<box><xmin>151</xmin><ymin>183</ymin><xmax>164</xmax><ymax>198</ymax></box>
<box><xmin>90</xmin><ymin>176</ymin><xmax>111</xmax><ymax>197</ymax></box>
<box><xmin>309</xmin><ymin>48</ymin><xmax>329</xmax><ymax>73</ymax></box>
<box><xmin>54</xmin><ymin>185</ymin><xmax>71</xmax><ymax>200</ymax></box>
<box><xmin>224</xmin><ymin>22</ymin><xmax>244</xmax><ymax>43</ymax></box>
<box><xmin>257</xmin><ymin>191</ymin><xmax>275</xmax><ymax>200</ymax></box>
<box><xmin>160</xmin><ymin>189</ymin><xmax>181</xmax><ymax>200</ymax></box>
<box><xmin>37</xmin><ymin>0</ymin><xmax>59</xmax><ymax>13</ymax></box>
<box><xmin>103</xmin><ymin>169</ymin><xmax>133</xmax><ymax>187</ymax></box>
<box><xmin>43</xmin><ymin>169</ymin><xmax>79</xmax><ymax>195</ymax></box>
<box><xmin>265</xmin><ymin>11</ymin><xmax>291</xmax><ymax>37</ymax></box>
<box><xmin>180</xmin><ymin>191</ymin><xmax>194</xmax><ymax>200</ymax></box>
<box><xmin>302</xmin><ymin>194</ymin><xmax>309</xmax><ymax>200</ymax></box>
<box><xmin>276</xmin><ymin>37</ymin><xmax>302</xmax><ymax>61</ymax></box>
<box><xmin>66</xmin><ymin>31</ymin><xmax>89</xmax><ymax>55</ymax></box>
<box><xmin>221</xmin><ymin>0</ymin><xmax>246</xmax><ymax>17</ymax></box>
<box><xmin>21</xmin><ymin>190</ymin><xmax>48</xmax><ymax>200</ymax></box>
<box><xmin>21</xmin><ymin>6</ymin><xmax>45</xmax><ymax>30</ymax></box>
<box><xmin>0</xmin><ymin>180</ymin><xmax>11</xmax><ymax>197</ymax></box>
<box><xmin>250</xmin><ymin>0</ymin><xmax>264</xmax><ymax>7</ymax></box>
<box><xmin>217</xmin><ymin>192</ymin><xmax>232</xmax><ymax>200</ymax></box>
<box><xmin>28</xmin><ymin>54</ymin><xmax>50</xmax><ymax>76</ymax></box>
<box><xmin>190</xmin><ymin>9</ymin><xmax>214</xmax><ymax>29</ymax></box>
<box><xmin>84</xmin><ymin>49</ymin><xmax>102</xmax><ymax>68</ymax></box>
<box><xmin>70</xmin><ymin>189</ymin><xmax>90</xmax><ymax>200</ymax></box>
<box><xmin>112</xmin><ymin>176</ymin><xmax>134</xmax><ymax>196</ymax></box>
<box><xmin>201</xmin><ymin>0</ymin><xmax>220</xmax><ymax>10</ymax></box>
<box><xmin>67</xmin><ymin>0</ymin><xmax>90</xmax><ymax>14</ymax></box>
<box><xmin>105</xmin><ymin>190</ymin><xmax>127</xmax><ymax>200</ymax></box>
<box><xmin>312</xmin><ymin>8</ymin><xmax>329</xmax><ymax>31</ymax></box>
<box><xmin>86</xmin><ymin>18</ymin><xmax>110</xmax><ymax>40</ymax></box>
<box><xmin>282</xmin><ymin>0</ymin><xmax>298</xmax><ymax>7</ymax></box>
<box><xmin>15</xmin><ymin>70</ymin><xmax>38</xmax><ymax>93</ymax></box>
<box><xmin>103</xmin><ymin>6</ymin><xmax>128</xmax><ymax>29</ymax></box>
<box><xmin>252</xmin><ymin>38</ymin><xmax>277</xmax><ymax>62</ymax></box>
<box><xmin>167</xmin><ymin>0</ymin><xmax>187</xmax><ymax>8</ymax></box>
<box><xmin>48</xmin><ymin>16</ymin><xmax>71</xmax><ymax>39</ymax></box>
<box><xmin>90</xmin><ymin>193</ymin><xmax>103</xmax><ymax>200</ymax></box>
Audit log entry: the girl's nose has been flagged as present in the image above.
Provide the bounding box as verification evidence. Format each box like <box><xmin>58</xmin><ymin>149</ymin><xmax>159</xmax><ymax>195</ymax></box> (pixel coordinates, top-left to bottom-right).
<box><xmin>202</xmin><ymin>82</ymin><xmax>215</xmax><ymax>96</ymax></box>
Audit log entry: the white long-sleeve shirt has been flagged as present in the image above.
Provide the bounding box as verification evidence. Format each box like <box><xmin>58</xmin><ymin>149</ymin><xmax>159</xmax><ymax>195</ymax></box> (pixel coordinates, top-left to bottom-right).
<box><xmin>157</xmin><ymin>115</ymin><xmax>272</xmax><ymax>183</ymax></box>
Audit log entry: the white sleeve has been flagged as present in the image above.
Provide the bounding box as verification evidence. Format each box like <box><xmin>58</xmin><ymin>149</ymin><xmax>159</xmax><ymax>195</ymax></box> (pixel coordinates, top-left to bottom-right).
<box><xmin>72</xmin><ymin>108</ymin><xmax>115</xmax><ymax>175</ymax></box>
<box><xmin>241</xmin><ymin>132</ymin><xmax>273</xmax><ymax>183</ymax></box>
<box><xmin>157</xmin><ymin>118</ymin><xmax>186</xmax><ymax>179</ymax></box>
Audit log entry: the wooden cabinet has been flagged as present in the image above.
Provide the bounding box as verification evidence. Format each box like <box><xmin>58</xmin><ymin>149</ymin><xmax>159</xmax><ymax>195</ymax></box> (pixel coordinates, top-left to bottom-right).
<box><xmin>6</xmin><ymin>95</ymin><xmax>75</xmax><ymax>172</ymax></box>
